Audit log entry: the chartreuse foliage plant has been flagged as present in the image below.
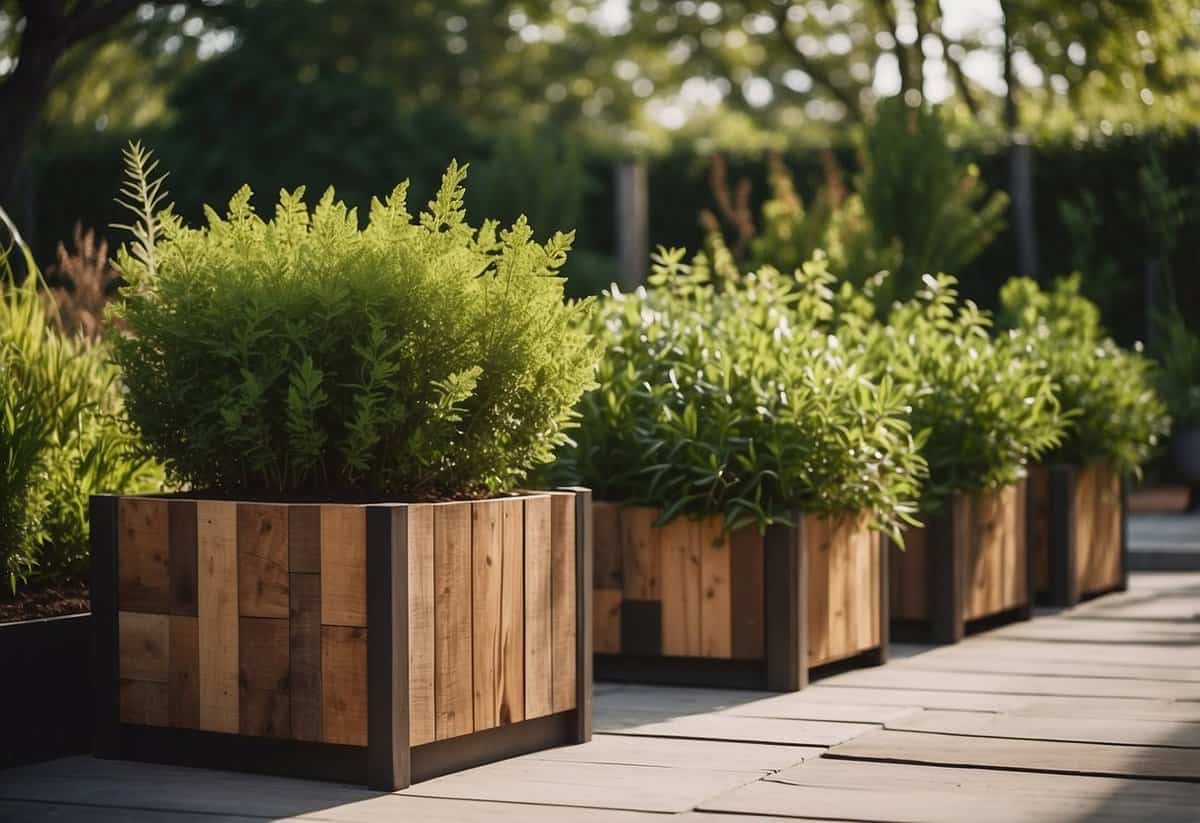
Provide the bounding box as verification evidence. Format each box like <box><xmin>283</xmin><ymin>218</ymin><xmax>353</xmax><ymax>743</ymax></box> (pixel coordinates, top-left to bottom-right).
<box><xmin>845</xmin><ymin>273</ymin><xmax>1065</xmax><ymax>511</ymax></box>
<box><xmin>112</xmin><ymin>144</ymin><xmax>598</xmax><ymax>499</ymax></box>
<box><xmin>0</xmin><ymin>209</ymin><xmax>160</xmax><ymax>591</ymax></box>
<box><xmin>998</xmin><ymin>274</ymin><xmax>1169</xmax><ymax>475</ymax></box>
<box><xmin>558</xmin><ymin>246</ymin><xmax>925</xmax><ymax>542</ymax></box>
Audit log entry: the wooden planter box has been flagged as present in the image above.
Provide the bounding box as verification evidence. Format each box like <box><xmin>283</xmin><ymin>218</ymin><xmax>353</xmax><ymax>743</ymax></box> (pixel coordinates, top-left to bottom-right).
<box><xmin>890</xmin><ymin>481</ymin><xmax>1032</xmax><ymax>644</ymax></box>
<box><xmin>1028</xmin><ymin>463</ymin><xmax>1128</xmax><ymax>606</ymax></box>
<box><xmin>592</xmin><ymin>505</ymin><xmax>887</xmax><ymax>691</ymax></box>
<box><xmin>0</xmin><ymin>612</ymin><xmax>93</xmax><ymax>767</ymax></box>
<box><xmin>89</xmin><ymin>489</ymin><xmax>592</xmax><ymax>790</ymax></box>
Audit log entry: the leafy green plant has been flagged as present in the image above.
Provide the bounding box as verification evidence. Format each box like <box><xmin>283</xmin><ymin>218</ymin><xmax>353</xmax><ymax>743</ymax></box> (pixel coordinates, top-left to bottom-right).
<box><xmin>0</xmin><ymin>208</ymin><xmax>160</xmax><ymax>591</ymax></box>
<box><xmin>848</xmin><ymin>274</ymin><xmax>1065</xmax><ymax>510</ymax></box>
<box><xmin>998</xmin><ymin>274</ymin><xmax>1170</xmax><ymax>475</ymax></box>
<box><xmin>1155</xmin><ymin>309</ymin><xmax>1200</xmax><ymax>430</ymax></box>
<box><xmin>555</xmin><ymin>246</ymin><xmax>926</xmax><ymax>541</ymax></box>
<box><xmin>112</xmin><ymin>144</ymin><xmax>598</xmax><ymax>499</ymax></box>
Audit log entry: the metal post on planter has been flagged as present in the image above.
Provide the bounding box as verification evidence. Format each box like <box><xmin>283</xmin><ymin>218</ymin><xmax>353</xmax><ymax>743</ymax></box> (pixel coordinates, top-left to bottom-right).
<box><xmin>764</xmin><ymin>514</ymin><xmax>807</xmax><ymax>691</ymax></box>
<box><xmin>1048</xmin><ymin>465</ymin><xmax>1079</xmax><ymax>607</ymax></box>
<box><xmin>365</xmin><ymin>505</ymin><xmax>411</xmax><ymax>791</ymax></box>
<box><xmin>89</xmin><ymin>494</ymin><xmax>120</xmax><ymax>760</ymax></box>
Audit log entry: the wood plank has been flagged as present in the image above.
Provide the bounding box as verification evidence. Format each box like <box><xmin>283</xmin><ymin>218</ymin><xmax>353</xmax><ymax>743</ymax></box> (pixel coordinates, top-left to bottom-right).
<box><xmin>895</xmin><ymin>650</ymin><xmax>1200</xmax><ymax>682</ymax></box>
<box><xmin>550</xmin><ymin>492</ymin><xmax>577</xmax><ymax>713</ymax></box>
<box><xmin>407</xmin><ymin>503</ymin><xmax>436</xmax><ymax>746</ymax></box>
<box><xmin>118</xmin><ymin>497</ymin><xmax>170</xmax><ymax>613</ymax></box>
<box><xmin>499</xmin><ymin>498</ymin><xmax>525</xmax><ymax>725</ymax></box>
<box><xmin>805</xmin><ymin>515</ymin><xmax>831</xmax><ymax>665</ymax></box>
<box><xmin>889</xmin><ymin>708</ymin><xmax>1200</xmax><ymax>747</ymax></box>
<box><xmin>806</xmin><ymin>683</ymin><xmax>1188</xmax><ymax>715</ymax></box>
<box><xmin>890</xmin><ymin>521</ymin><xmax>928</xmax><ymax>621</ymax></box>
<box><xmin>701</xmin><ymin>758</ymin><xmax>1200</xmax><ymax>823</ymax></box>
<box><xmin>167</xmin><ymin>500</ymin><xmax>198</xmax><ymax>617</ymax></box>
<box><xmin>822</xmin><ymin>663</ymin><xmax>1199</xmax><ymax>700</ymax></box>
<box><xmin>729</xmin><ymin>526</ymin><xmax>764</xmax><ymax>659</ymax></box>
<box><xmin>320</xmin><ymin>506</ymin><xmax>367</xmax><ymax>627</ymax></box>
<box><xmin>852</xmin><ymin>518</ymin><xmax>877</xmax><ymax>652</ymax></box>
<box><xmin>1077</xmin><ymin>463</ymin><xmax>1122</xmax><ymax>595</ymax></box>
<box><xmin>471</xmin><ymin>499</ymin><xmax>503</xmax><ymax>731</ymax></box>
<box><xmin>119</xmin><ymin>610</ymin><xmax>169</xmax><ymax>683</ymax></box>
<box><xmin>698</xmin><ymin>516</ymin><xmax>732</xmax><ymax>658</ymax></box>
<box><xmin>585</xmin><ymin>712</ymin><xmax>875</xmax><ymax>747</ymax></box>
<box><xmin>238</xmin><ymin>617</ymin><xmax>290</xmax><ymax>738</ymax></box>
<box><xmin>168</xmin><ymin>615</ymin><xmax>199</xmax><ymax>728</ymax></box>
<box><xmin>658</xmin><ymin>515</ymin><xmax>695</xmax><ymax>657</ymax></box>
<box><xmin>1028</xmin><ymin>464</ymin><xmax>1051</xmax><ymax>593</ymax></box>
<box><xmin>434</xmin><ymin>501</ymin><xmax>473</xmax><ymax>739</ymax></box>
<box><xmin>403</xmin><ymin>757</ymin><xmax>764</xmax><ymax>814</ymax></box>
<box><xmin>287</xmin><ymin>505</ymin><xmax>321</xmax><ymax>574</ymax></box>
<box><xmin>288</xmin><ymin>572</ymin><xmax>321</xmax><ymax>742</ymax></box>
<box><xmin>523</xmin><ymin>495</ymin><xmax>554</xmax><ymax>720</ymax></box>
<box><xmin>829</xmin><ymin>727</ymin><xmax>1200</xmax><ymax>780</ymax></box>
<box><xmin>592</xmin><ymin>501</ymin><xmax>623</xmax><ymax>591</ymax></box>
<box><xmin>119</xmin><ymin>679</ymin><xmax>169</xmax><ymax>727</ymax></box>
<box><xmin>537</xmin><ymin>734</ymin><xmax>819</xmax><ymax>772</ymax></box>
<box><xmin>197</xmin><ymin>500</ymin><xmax>239</xmax><ymax>734</ymax></box>
<box><xmin>593</xmin><ymin>589</ymin><xmax>622</xmax><ymax>654</ymax></box>
<box><xmin>237</xmin><ymin>504</ymin><xmax>289</xmax><ymax>619</ymax></box>
<box><xmin>620</xmin><ymin>506</ymin><xmax>660</xmax><ymax>601</ymax></box>
<box><xmin>321</xmin><ymin>625</ymin><xmax>367</xmax><ymax>746</ymax></box>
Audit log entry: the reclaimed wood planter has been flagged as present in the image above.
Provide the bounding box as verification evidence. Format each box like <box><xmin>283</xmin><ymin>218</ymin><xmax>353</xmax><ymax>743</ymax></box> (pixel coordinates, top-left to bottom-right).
<box><xmin>890</xmin><ymin>481</ymin><xmax>1032</xmax><ymax>644</ymax></box>
<box><xmin>1027</xmin><ymin>463</ymin><xmax>1127</xmax><ymax>606</ymax></box>
<box><xmin>592</xmin><ymin>504</ymin><xmax>887</xmax><ymax>690</ymax></box>
<box><xmin>89</xmin><ymin>489</ymin><xmax>592</xmax><ymax>789</ymax></box>
<box><xmin>0</xmin><ymin>612</ymin><xmax>93</xmax><ymax>767</ymax></box>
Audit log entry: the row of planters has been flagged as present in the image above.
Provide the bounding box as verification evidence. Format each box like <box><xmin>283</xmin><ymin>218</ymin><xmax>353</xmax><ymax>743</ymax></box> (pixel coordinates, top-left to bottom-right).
<box><xmin>1</xmin><ymin>151</ymin><xmax>1169</xmax><ymax>786</ymax></box>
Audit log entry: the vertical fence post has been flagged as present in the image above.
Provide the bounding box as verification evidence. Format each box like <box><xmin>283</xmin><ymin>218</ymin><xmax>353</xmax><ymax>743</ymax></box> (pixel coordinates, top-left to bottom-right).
<box><xmin>614</xmin><ymin>159</ymin><xmax>649</xmax><ymax>288</ymax></box>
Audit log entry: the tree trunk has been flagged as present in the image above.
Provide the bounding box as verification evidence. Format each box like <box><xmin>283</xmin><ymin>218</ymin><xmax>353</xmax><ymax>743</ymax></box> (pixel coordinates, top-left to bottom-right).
<box><xmin>0</xmin><ymin>24</ymin><xmax>64</xmax><ymax>241</ymax></box>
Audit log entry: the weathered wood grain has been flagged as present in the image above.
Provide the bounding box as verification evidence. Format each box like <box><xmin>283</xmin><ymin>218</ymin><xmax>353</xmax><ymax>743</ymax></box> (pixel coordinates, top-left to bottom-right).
<box><xmin>167</xmin><ymin>500</ymin><xmax>198</xmax><ymax>617</ymax></box>
<box><xmin>168</xmin><ymin>615</ymin><xmax>199</xmax><ymax>729</ymax></box>
<box><xmin>499</xmin><ymin>498</ymin><xmax>526</xmax><ymax>725</ymax></box>
<box><xmin>699</xmin><ymin>516</ymin><xmax>732</xmax><ymax>658</ymax></box>
<box><xmin>621</xmin><ymin>506</ymin><xmax>660</xmax><ymax>601</ymax></box>
<box><xmin>119</xmin><ymin>679</ymin><xmax>169</xmax><ymax>727</ymax></box>
<box><xmin>321</xmin><ymin>625</ymin><xmax>367</xmax><ymax>746</ymax></box>
<box><xmin>320</xmin><ymin>506</ymin><xmax>367</xmax><ymax>628</ymax></box>
<box><xmin>659</xmin><ymin>516</ymin><xmax>699</xmax><ymax>657</ymax></box>
<box><xmin>592</xmin><ymin>501</ymin><xmax>623</xmax><ymax>591</ymax></box>
<box><xmin>407</xmin><ymin>503</ymin><xmax>436</xmax><ymax>746</ymax></box>
<box><xmin>549</xmin><ymin>492</ymin><xmax>577</xmax><ymax>713</ymax></box>
<box><xmin>524</xmin><ymin>495</ymin><xmax>554</xmax><ymax>720</ymax></box>
<box><xmin>197</xmin><ymin>501</ymin><xmax>239</xmax><ymax>734</ymax></box>
<box><xmin>119</xmin><ymin>497</ymin><xmax>170</xmax><ymax>614</ymax></box>
<box><xmin>119</xmin><ymin>610</ymin><xmax>169</xmax><ymax>683</ymax></box>
<box><xmin>729</xmin><ymin>526</ymin><xmax>765</xmax><ymax>660</ymax></box>
<box><xmin>288</xmin><ymin>572</ymin><xmax>321</xmax><ymax>742</ymax></box>
<box><xmin>890</xmin><ymin>520</ymin><xmax>929</xmax><ymax>621</ymax></box>
<box><xmin>471</xmin><ymin>499</ymin><xmax>504</xmax><ymax>731</ymax></box>
<box><xmin>238</xmin><ymin>617</ymin><xmax>290</xmax><ymax>738</ymax></box>
<box><xmin>287</xmin><ymin>505</ymin><xmax>321</xmax><ymax>574</ymax></box>
<box><xmin>434</xmin><ymin>501</ymin><xmax>473</xmax><ymax>740</ymax></box>
<box><xmin>593</xmin><ymin>589</ymin><xmax>622</xmax><ymax>654</ymax></box>
<box><xmin>237</xmin><ymin>504</ymin><xmax>289</xmax><ymax>620</ymax></box>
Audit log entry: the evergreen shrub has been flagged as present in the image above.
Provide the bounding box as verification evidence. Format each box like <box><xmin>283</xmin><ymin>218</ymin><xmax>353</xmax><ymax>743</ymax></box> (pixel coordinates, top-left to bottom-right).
<box><xmin>998</xmin><ymin>274</ymin><xmax>1169</xmax><ymax>474</ymax></box>
<box><xmin>557</xmin><ymin>247</ymin><xmax>926</xmax><ymax>541</ymax></box>
<box><xmin>112</xmin><ymin>145</ymin><xmax>598</xmax><ymax>499</ymax></box>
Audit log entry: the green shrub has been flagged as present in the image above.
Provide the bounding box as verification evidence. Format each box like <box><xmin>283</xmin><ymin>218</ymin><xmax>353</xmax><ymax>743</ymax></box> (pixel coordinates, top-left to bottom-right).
<box><xmin>1155</xmin><ymin>310</ymin><xmax>1200</xmax><ymax>430</ymax></box>
<box><xmin>0</xmin><ymin>210</ymin><xmax>160</xmax><ymax>591</ymax></box>
<box><xmin>848</xmin><ymin>274</ymin><xmax>1064</xmax><ymax>510</ymax></box>
<box><xmin>555</xmin><ymin>247</ymin><xmax>926</xmax><ymax>541</ymax></box>
<box><xmin>112</xmin><ymin>145</ymin><xmax>598</xmax><ymax>499</ymax></box>
<box><xmin>998</xmin><ymin>274</ymin><xmax>1169</xmax><ymax>474</ymax></box>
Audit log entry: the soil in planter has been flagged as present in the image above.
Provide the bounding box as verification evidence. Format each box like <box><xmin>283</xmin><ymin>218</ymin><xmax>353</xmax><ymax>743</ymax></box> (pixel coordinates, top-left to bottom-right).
<box><xmin>0</xmin><ymin>579</ymin><xmax>90</xmax><ymax>623</ymax></box>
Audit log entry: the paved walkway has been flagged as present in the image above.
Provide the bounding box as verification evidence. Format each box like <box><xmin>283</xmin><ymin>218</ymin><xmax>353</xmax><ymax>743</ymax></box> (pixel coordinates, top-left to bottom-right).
<box><xmin>1129</xmin><ymin>514</ymin><xmax>1200</xmax><ymax>570</ymax></box>
<box><xmin>2</xmin><ymin>572</ymin><xmax>1198</xmax><ymax>822</ymax></box>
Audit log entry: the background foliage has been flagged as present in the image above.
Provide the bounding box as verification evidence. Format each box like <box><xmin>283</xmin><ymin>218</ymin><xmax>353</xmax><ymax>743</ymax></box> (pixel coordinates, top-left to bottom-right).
<box><xmin>0</xmin><ymin>212</ymin><xmax>159</xmax><ymax>591</ymax></box>
<box><xmin>113</xmin><ymin>150</ymin><xmax>598</xmax><ymax>499</ymax></box>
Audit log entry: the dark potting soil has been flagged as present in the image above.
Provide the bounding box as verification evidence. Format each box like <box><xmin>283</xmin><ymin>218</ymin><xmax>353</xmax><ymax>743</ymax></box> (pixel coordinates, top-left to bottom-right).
<box><xmin>0</xmin><ymin>578</ymin><xmax>89</xmax><ymax>623</ymax></box>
